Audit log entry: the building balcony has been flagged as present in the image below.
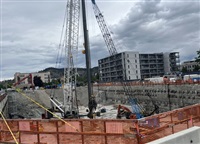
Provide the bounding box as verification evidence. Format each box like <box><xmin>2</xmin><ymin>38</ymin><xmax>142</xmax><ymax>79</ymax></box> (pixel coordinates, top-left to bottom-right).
<box><xmin>141</xmin><ymin>71</ymin><xmax>150</xmax><ymax>74</ymax></box>
<box><xmin>156</xmin><ymin>60</ymin><xmax>163</xmax><ymax>63</ymax></box>
<box><xmin>149</xmin><ymin>61</ymin><xmax>157</xmax><ymax>64</ymax></box>
<box><xmin>149</xmin><ymin>67</ymin><xmax>157</xmax><ymax>69</ymax></box>
<box><xmin>156</xmin><ymin>56</ymin><xmax>163</xmax><ymax>59</ymax></box>
<box><xmin>141</xmin><ymin>66</ymin><xmax>150</xmax><ymax>69</ymax></box>
<box><xmin>149</xmin><ymin>55</ymin><xmax>156</xmax><ymax>59</ymax></box>
<box><xmin>140</xmin><ymin>57</ymin><xmax>149</xmax><ymax>60</ymax></box>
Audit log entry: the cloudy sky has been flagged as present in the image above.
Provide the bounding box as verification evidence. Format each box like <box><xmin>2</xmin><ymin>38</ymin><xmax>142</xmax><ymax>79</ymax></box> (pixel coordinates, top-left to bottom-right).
<box><xmin>0</xmin><ymin>0</ymin><xmax>200</xmax><ymax>81</ymax></box>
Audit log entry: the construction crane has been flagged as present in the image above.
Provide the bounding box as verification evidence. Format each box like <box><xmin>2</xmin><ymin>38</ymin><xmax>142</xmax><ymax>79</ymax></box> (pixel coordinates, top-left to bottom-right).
<box><xmin>49</xmin><ymin>0</ymin><xmax>98</xmax><ymax>119</ymax></box>
<box><xmin>91</xmin><ymin>0</ymin><xmax>158</xmax><ymax>119</ymax></box>
<box><xmin>62</xmin><ymin>0</ymin><xmax>80</xmax><ymax>118</ymax></box>
<box><xmin>91</xmin><ymin>0</ymin><xmax>118</xmax><ymax>56</ymax></box>
<box><xmin>49</xmin><ymin>0</ymin><xmax>80</xmax><ymax>118</ymax></box>
<box><xmin>91</xmin><ymin>0</ymin><xmax>144</xmax><ymax>118</ymax></box>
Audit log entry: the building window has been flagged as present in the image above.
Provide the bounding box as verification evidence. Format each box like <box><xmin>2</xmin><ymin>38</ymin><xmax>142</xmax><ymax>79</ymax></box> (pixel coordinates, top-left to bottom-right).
<box><xmin>136</xmin><ymin>76</ymin><xmax>138</xmax><ymax>79</ymax></box>
<box><xmin>129</xmin><ymin>76</ymin><xmax>131</xmax><ymax>80</ymax></box>
<box><xmin>128</xmin><ymin>65</ymin><xmax>130</xmax><ymax>68</ymax></box>
<box><xmin>128</xmin><ymin>71</ymin><xmax>130</xmax><ymax>74</ymax></box>
<box><xmin>136</xmin><ymin>65</ymin><xmax>137</xmax><ymax>68</ymax></box>
<box><xmin>135</xmin><ymin>54</ymin><xmax>137</xmax><ymax>58</ymax></box>
<box><xmin>135</xmin><ymin>59</ymin><xmax>137</xmax><ymax>63</ymax></box>
<box><xmin>127</xmin><ymin>54</ymin><xmax>129</xmax><ymax>58</ymax></box>
<box><xmin>136</xmin><ymin>70</ymin><xmax>138</xmax><ymax>74</ymax></box>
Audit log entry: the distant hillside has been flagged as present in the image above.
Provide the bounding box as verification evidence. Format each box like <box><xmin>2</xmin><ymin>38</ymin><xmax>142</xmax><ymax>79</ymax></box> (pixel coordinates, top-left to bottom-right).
<box><xmin>39</xmin><ymin>67</ymin><xmax>98</xmax><ymax>79</ymax></box>
<box><xmin>0</xmin><ymin>79</ymin><xmax>14</xmax><ymax>89</ymax></box>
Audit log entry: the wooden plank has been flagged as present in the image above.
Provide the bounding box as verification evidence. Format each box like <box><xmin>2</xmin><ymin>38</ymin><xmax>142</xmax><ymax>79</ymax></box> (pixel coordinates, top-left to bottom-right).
<box><xmin>106</xmin><ymin>122</ymin><xmax>123</xmax><ymax>133</ymax></box>
<box><xmin>65</xmin><ymin>121</ymin><xmax>80</xmax><ymax>132</ymax></box>
<box><xmin>19</xmin><ymin>121</ymin><xmax>30</xmax><ymax>131</ymax></box>
<box><xmin>59</xmin><ymin>134</ymin><xmax>82</xmax><ymax>144</ymax></box>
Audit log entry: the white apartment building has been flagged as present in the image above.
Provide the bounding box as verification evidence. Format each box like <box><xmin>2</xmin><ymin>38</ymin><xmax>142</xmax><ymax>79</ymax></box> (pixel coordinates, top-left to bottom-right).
<box><xmin>99</xmin><ymin>51</ymin><xmax>180</xmax><ymax>82</ymax></box>
<box><xmin>98</xmin><ymin>51</ymin><xmax>141</xmax><ymax>82</ymax></box>
<box><xmin>181</xmin><ymin>60</ymin><xmax>200</xmax><ymax>71</ymax></box>
<box><xmin>163</xmin><ymin>52</ymin><xmax>180</xmax><ymax>74</ymax></box>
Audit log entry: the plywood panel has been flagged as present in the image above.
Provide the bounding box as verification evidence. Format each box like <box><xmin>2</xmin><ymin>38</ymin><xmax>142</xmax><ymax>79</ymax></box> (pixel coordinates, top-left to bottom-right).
<box><xmin>20</xmin><ymin>134</ymin><xmax>37</xmax><ymax>144</ymax></box>
<box><xmin>83</xmin><ymin>121</ymin><xmax>104</xmax><ymax>133</ymax></box>
<box><xmin>59</xmin><ymin>134</ymin><xmax>82</xmax><ymax>144</ymax></box>
<box><xmin>40</xmin><ymin>121</ymin><xmax>56</xmax><ymax>132</ymax></box>
<box><xmin>106</xmin><ymin>122</ymin><xmax>123</xmax><ymax>133</ymax></box>
<box><xmin>40</xmin><ymin>134</ymin><xmax>58</xmax><ymax>144</ymax></box>
<box><xmin>84</xmin><ymin>135</ymin><xmax>105</xmax><ymax>144</ymax></box>
<box><xmin>65</xmin><ymin>121</ymin><xmax>81</xmax><ymax>132</ymax></box>
<box><xmin>19</xmin><ymin>121</ymin><xmax>30</xmax><ymax>131</ymax></box>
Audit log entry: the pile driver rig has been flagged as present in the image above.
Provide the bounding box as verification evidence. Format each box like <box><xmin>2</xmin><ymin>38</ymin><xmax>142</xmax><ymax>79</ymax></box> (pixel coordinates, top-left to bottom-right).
<box><xmin>49</xmin><ymin>0</ymin><xmax>80</xmax><ymax>118</ymax></box>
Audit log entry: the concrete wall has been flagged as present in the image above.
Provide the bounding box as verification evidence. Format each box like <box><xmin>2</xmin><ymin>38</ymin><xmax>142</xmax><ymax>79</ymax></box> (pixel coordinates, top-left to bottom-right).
<box><xmin>0</xmin><ymin>94</ymin><xmax>9</xmax><ymax>118</ymax></box>
<box><xmin>97</xmin><ymin>84</ymin><xmax>200</xmax><ymax>113</ymax></box>
<box><xmin>147</xmin><ymin>126</ymin><xmax>200</xmax><ymax>144</ymax></box>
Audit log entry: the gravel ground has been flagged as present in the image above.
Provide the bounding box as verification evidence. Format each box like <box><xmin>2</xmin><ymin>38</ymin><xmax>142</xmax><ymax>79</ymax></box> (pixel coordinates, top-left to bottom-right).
<box><xmin>8</xmin><ymin>90</ymin><xmax>48</xmax><ymax>119</ymax></box>
<box><xmin>7</xmin><ymin>86</ymin><xmax>123</xmax><ymax>119</ymax></box>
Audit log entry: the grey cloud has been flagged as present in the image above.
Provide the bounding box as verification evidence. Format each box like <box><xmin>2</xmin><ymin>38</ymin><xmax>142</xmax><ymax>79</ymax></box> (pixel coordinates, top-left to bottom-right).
<box><xmin>1</xmin><ymin>0</ymin><xmax>199</xmax><ymax>80</ymax></box>
<box><xmin>110</xmin><ymin>0</ymin><xmax>199</xmax><ymax>60</ymax></box>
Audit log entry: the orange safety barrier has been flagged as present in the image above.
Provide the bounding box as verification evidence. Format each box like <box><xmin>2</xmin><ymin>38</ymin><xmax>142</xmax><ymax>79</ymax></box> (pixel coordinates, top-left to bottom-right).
<box><xmin>0</xmin><ymin>119</ymin><xmax>138</xmax><ymax>144</ymax></box>
<box><xmin>0</xmin><ymin>104</ymin><xmax>200</xmax><ymax>144</ymax></box>
<box><xmin>137</xmin><ymin>103</ymin><xmax>200</xmax><ymax>143</ymax></box>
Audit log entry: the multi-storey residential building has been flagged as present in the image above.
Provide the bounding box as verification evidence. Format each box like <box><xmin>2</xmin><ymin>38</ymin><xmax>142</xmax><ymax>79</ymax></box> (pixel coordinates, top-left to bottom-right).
<box><xmin>139</xmin><ymin>53</ymin><xmax>164</xmax><ymax>79</ymax></box>
<box><xmin>163</xmin><ymin>52</ymin><xmax>180</xmax><ymax>74</ymax></box>
<box><xmin>99</xmin><ymin>51</ymin><xmax>180</xmax><ymax>82</ymax></box>
<box><xmin>181</xmin><ymin>60</ymin><xmax>200</xmax><ymax>71</ymax></box>
<box><xmin>98</xmin><ymin>51</ymin><xmax>141</xmax><ymax>82</ymax></box>
<box><xmin>14</xmin><ymin>72</ymin><xmax>51</xmax><ymax>85</ymax></box>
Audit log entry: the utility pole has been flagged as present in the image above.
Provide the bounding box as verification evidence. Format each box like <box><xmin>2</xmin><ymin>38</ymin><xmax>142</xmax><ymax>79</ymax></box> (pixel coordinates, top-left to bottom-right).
<box><xmin>81</xmin><ymin>0</ymin><xmax>97</xmax><ymax>118</ymax></box>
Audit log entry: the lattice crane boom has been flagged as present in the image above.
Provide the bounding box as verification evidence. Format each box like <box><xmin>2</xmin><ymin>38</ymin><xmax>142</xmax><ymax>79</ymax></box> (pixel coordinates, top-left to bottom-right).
<box><xmin>91</xmin><ymin>0</ymin><xmax>118</xmax><ymax>56</ymax></box>
<box><xmin>63</xmin><ymin>0</ymin><xmax>80</xmax><ymax>118</ymax></box>
<box><xmin>91</xmin><ymin>0</ymin><xmax>158</xmax><ymax>118</ymax></box>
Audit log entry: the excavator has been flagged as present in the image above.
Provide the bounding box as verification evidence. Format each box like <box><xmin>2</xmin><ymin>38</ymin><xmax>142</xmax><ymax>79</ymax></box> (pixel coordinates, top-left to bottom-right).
<box><xmin>116</xmin><ymin>93</ymin><xmax>159</xmax><ymax>119</ymax></box>
<box><xmin>116</xmin><ymin>105</ymin><xmax>137</xmax><ymax>119</ymax></box>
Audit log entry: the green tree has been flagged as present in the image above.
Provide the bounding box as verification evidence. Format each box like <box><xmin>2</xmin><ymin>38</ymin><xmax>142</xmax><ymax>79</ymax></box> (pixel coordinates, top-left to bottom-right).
<box><xmin>193</xmin><ymin>65</ymin><xmax>200</xmax><ymax>72</ymax></box>
<box><xmin>0</xmin><ymin>84</ymin><xmax>5</xmax><ymax>90</ymax></box>
<box><xmin>77</xmin><ymin>76</ymin><xmax>87</xmax><ymax>84</ymax></box>
<box><xmin>195</xmin><ymin>50</ymin><xmax>200</xmax><ymax>64</ymax></box>
<box><xmin>33</xmin><ymin>76</ymin><xmax>44</xmax><ymax>87</ymax></box>
<box><xmin>181</xmin><ymin>67</ymin><xmax>188</xmax><ymax>73</ymax></box>
<box><xmin>92</xmin><ymin>73</ymin><xmax>99</xmax><ymax>82</ymax></box>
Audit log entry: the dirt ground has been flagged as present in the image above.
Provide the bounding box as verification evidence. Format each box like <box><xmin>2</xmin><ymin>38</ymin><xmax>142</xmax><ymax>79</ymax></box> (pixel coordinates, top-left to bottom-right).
<box><xmin>7</xmin><ymin>86</ymin><xmax>120</xmax><ymax>119</ymax></box>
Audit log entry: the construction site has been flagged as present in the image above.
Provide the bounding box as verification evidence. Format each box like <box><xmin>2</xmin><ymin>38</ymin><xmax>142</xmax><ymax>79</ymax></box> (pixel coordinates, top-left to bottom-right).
<box><xmin>0</xmin><ymin>0</ymin><xmax>200</xmax><ymax>144</ymax></box>
<box><xmin>0</xmin><ymin>82</ymin><xmax>199</xmax><ymax>143</ymax></box>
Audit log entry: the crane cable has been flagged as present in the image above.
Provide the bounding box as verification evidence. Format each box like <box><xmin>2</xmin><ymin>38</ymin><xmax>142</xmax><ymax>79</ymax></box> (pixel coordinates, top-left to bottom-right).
<box><xmin>0</xmin><ymin>111</ymin><xmax>19</xmax><ymax>144</ymax></box>
<box><xmin>55</xmin><ymin>4</ymin><xmax>67</xmax><ymax>68</ymax></box>
<box><xmin>15</xmin><ymin>88</ymin><xmax>79</xmax><ymax>132</ymax></box>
